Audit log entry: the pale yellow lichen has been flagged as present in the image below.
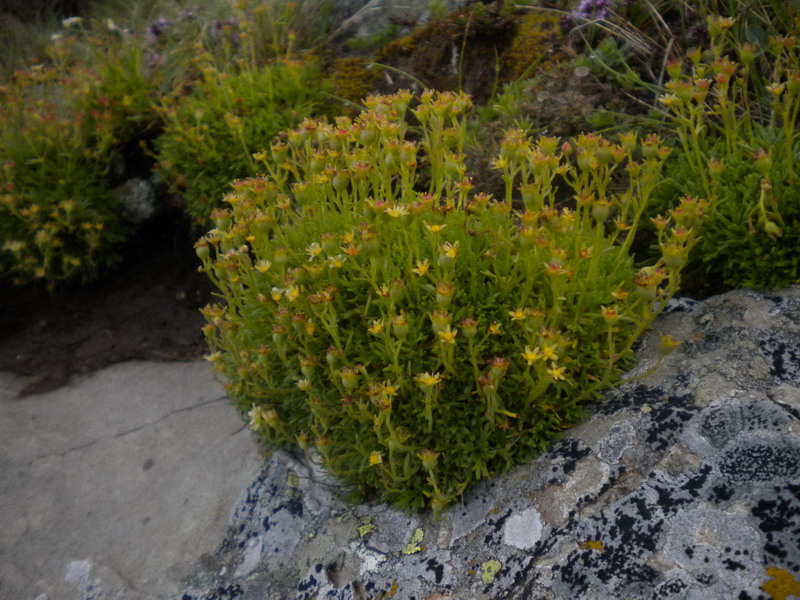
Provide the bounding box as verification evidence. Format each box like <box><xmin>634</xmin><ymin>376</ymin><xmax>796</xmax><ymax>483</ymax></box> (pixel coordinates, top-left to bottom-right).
<box><xmin>357</xmin><ymin>517</ymin><xmax>377</xmax><ymax>537</ymax></box>
<box><xmin>481</xmin><ymin>559</ymin><xmax>502</xmax><ymax>584</ymax></box>
<box><xmin>403</xmin><ymin>527</ymin><xmax>424</xmax><ymax>554</ymax></box>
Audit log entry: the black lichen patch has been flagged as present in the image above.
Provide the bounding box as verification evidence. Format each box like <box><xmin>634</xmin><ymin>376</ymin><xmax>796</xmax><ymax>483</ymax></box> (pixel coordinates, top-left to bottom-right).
<box><xmin>273</xmin><ymin>496</ymin><xmax>304</xmax><ymax>519</ymax></box>
<box><xmin>698</xmin><ymin>405</ymin><xmax>743</xmax><ymax>448</ymax></box>
<box><xmin>554</xmin><ymin>487</ymin><xmax>668</xmax><ymax>596</ymax></box>
<box><xmin>484</xmin><ymin>508</ymin><xmax>513</xmax><ymax>545</ymax></box>
<box><xmin>187</xmin><ymin>585</ymin><xmax>244</xmax><ymax>600</ymax></box>
<box><xmin>750</xmin><ymin>484</ymin><xmax>800</xmax><ymax>573</ymax></box>
<box><xmin>708</xmin><ymin>482</ymin><xmax>736</xmax><ymax>504</ymax></box>
<box><xmin>741</xmin><ymin>400</ymin><xmax>794</xmax><ymax>433</ymax></box>
<box><xmin>649</xmin><ymin>465</ymin><xmax>713</xmax><ymax>515</ymax></box>
<box><xmin>545</xmin><ymin>439</ymin><xmax>592</xmax><ymax>484</ymax></box>
<box><xmin>759</xmin><ymin>339</ymin><xmax>800</xmax><ymax>382</ymax></box>
<box><xmin>645</xmin><ymin>401</ymin><xmax>696</xmax><ymax>452</ymax></box>
<box><xmin>425</xmin><ymin>558</ymin><xmax>444</xmax><ymax>584</ymax></box>
<box><xmin>297</xmin><ymin>573</ymin><xmax>318</xmax><ymax>593</ymax></box>
<box><xmin>719</xmin><ymin>442</ymin><xmax>800</xmax><ymax>483</ymax></box>
<box><xmin>594</xmin><ymin>384</ymin><xmax>675</xmax><ymax>416</ymax></box>
<box><xmin>723</xmin><ymin>558</ymin><xmax>746</xmax><ymax>571</ymax></box>
<box><xmin>652</xmin><ymin>576</ymin><xmax>689</xmax><ymax>598</ymax></box>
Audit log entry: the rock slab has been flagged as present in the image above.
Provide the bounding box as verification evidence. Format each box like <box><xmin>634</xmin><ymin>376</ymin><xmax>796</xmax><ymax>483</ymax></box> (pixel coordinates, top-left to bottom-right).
<box><xmin>0</xmin><ymin>361</ymin><xmax>263</xmax><ymax>600</ymax></box>
<box><xmin>182</xmin><ymin>287</ymin><xmax>800</xmax><ymax>600</ymax></box>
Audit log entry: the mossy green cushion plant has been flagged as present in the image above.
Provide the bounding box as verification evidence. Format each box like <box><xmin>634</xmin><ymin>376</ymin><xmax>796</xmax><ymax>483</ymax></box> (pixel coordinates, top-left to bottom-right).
<box><xmin>656</xmin><ymin>16</ymin><xmax>800</xmax><ymax>289</ymax></box>
<box><xmin>0</xmin><ymin>37</ymin><xmax>130</xmax><ymax>287</ymax></box>
<box><xmin>198</xmin><ymin>90</ymin><xmax>703</xmax><ymax>515</ymax></box>
<box><xmin>154</xmin><ymin>53</ymin><xmax>331</xmax><ymax>225</ymax></box>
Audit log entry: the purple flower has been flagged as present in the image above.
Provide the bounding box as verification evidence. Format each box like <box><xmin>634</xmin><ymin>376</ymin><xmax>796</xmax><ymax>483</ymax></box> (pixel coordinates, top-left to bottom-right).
<box><xmin>145</xmin><ymin>17</ymin><xmax>170</xmax><ymax>44</ymax></box>
<box><xmin>572</xmin><ymin>0</ymin><xmax>614</xmax><ymax>21</ymax></box>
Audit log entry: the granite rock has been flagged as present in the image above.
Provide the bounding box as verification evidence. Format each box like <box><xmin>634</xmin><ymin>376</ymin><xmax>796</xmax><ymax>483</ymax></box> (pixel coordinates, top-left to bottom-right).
<box><xmin>181</xmin><ymin>286</ymin><xmax>800</xmax><ymax>600</ymax></box>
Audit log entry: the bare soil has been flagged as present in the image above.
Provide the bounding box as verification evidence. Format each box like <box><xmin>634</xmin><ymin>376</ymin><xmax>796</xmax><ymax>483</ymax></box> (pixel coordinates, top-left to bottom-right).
<box><xmin>0</xmin><ymin>211</ymin><xmax>215</xmax><ymax>397</ymax></box>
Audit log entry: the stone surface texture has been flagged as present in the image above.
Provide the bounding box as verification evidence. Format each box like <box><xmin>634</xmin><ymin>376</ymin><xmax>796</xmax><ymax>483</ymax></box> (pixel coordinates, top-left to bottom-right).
<box><xmin>181</xmin><ymin>287</ymin><xmax>800</xmax><ymax>600</ymax></box>
<box><xmin>0</xmin><ymin>361</ymin><xmax>263</xmax><ymax>600</ymax></box>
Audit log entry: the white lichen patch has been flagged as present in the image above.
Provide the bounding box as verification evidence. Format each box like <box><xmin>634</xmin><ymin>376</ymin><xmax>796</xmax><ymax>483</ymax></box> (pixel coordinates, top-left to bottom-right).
<box><xmin>349</xmin><ymin>541</ymin><xmax>387</xmax><ymax>576</ymax></box>
<box><xmin>502</xmin><ymin>508</ymin><xmax>543</xmax><ymax>550</ymax></box>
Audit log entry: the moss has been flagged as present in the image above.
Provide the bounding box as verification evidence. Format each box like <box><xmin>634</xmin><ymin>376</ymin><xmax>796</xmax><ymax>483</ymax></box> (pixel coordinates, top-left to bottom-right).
<box><xmin>372</xmin><ymin>1</ymin><xmax>518</xmax><ymax>102</ymax></box>
<box><xmin>500</xmin><ymin>11</ymin><xmax>565</xmax><ymax>82</ymax></box>
<box><xmin>330</xmin><ymin>56</ymin><xmax>382</xmax><ymax>105</ymax></box>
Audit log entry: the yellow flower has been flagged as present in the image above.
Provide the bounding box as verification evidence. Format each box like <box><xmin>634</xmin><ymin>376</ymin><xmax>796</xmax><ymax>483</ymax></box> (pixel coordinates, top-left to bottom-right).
<box><xmin>368</xmin><ymin>319</ymin><xmax>385</xmax><ymax>335</ymax></box>
<box><xmin>327</xmin><ymin>254</ymin><xmax>346</xmax><ymax>269</ymax></box>
<box><xmin>437</xmin><ymin>326</ymin><xmax>458</xmax><ymax>344</ymax></box>
<box><xmin>491</xmin><ymin>157</ymin><xmax>508</xmax><ymax>170</ymax></box>
<box><xmin>270</xmin><ymin>287</ymin><xmax>283</xmax><ymax>302</ymax></box>
<box><xmin>767</xmin><ymin>82</ymin><xmax>786</xmax><ymax>97</ymax></box>
<box><xmin>380</xmin><ymin>380</ymin><xmax>400</xmax><ymax>398</ymax></box>
<box><xmin>255</xmin><ymin>260</ymin><xmax>272</xmax><ymax>273</ymax></box>
<box><xmin>425</xmin><ymin>223</ymin><xmax>446</xmax><ymax>234</ymax></box>
<box><xmin>542</xmin><ymin>344</ymin><xmax>558</xmax><ymax>361</ymax></box>
<box><xmin>368</xmin><ymin>451</ymin><xmax>383</xmax><ymax>466</ymax></box>
<box><xmin>440</xmin><ymin>241</ymin><xmax>459</xmax><ymax>259</ymax></box>
<box><xmin>611</xmin><ymin>287</ymin><xmax>629</xmax><ymax>301</ymax></box>
<box><xmin>658</xmin><ymin>93</ymin><xmax>679</xmax><ymax>108</ymax></box>
<box><xmin>306</xmin><ymin>242</ymin><xmax>323</xmax><ymax>260</ymax></box>
<box><xmin>414</xmin><ymin>371</ymin><xmax>443</xmax><ymax>389</ymax></box>
<box><xmin>509</xmin><ymin>308</ymin><xmax>527</xmax><ymax>321</ymax></box>
<box><xmin>296</xmin><ymin>379</ymin><xmax>311</xmax><ymax>392</ymax></box>
<box><xmin>386</xmin><ymin>204</ymin><xmax>409</xmax><ymax>218</ymax></box>
<box><xmin>285</xmin><ymin>285</ymin><xmax>300</xmax><ymax>302</ymax></box>
<box><xmin>247</xmin><ymin>405</ymin><xmax>261</xmax><ymax>429</ymax></box>
<box><xmin>205</xmin><ymin>352</ymin><xmax>223</xmax><ymax>363</ymax></box>
<box><xmin>411</xmin><ymin>259</ymin><xmax>430</xmax><ymax>276</ymax></box>
<box><xmin>521</xmin><ymin>345</ymin><xmax>543</xmax><ymax>365</ymax></box>
<box><xmin>547</xmin><ymin>364</ymin><xmax>566</xmax><ymax>380</ymax></box>
<box><xmin>488</xmin><ymin>322</ymin><xmax>502</xmax><ymax>335</ymax></box>
<box><xmin>342</xmin><ymin>232</ymin><xmax>356</xmax><ymax>245</ymax></box>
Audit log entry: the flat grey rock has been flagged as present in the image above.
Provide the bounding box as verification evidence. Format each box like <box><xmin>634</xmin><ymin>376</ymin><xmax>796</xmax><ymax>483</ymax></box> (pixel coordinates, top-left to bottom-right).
<box><xmin>0</xmin><ymin>361</ymin><xmax>263</xmax><ymax>600</ymax></box>
<box><xmin>181</xmin><ymin>286</ymin><xmax>800</xmax><ymax>600</ymax></box>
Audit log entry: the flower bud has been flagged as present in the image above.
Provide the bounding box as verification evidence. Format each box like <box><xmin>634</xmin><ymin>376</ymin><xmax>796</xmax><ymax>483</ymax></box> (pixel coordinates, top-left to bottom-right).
<box><xmin>341</xmin><ymin>366</ymin><xmax>359</xmax><ymax>391</ymax></box>
<box><xmin>391</xmin><ymin>312</ymin><xmax>410</xmax><ymax>338</ymax></box>
<box><xmin>195</xmin><ymin>240</ymin><xmax>210</xmax><ymax>261</ymax></box>
<box><xmin>763</xmin><ymin>220</ymin><xmax>782</xmax><ymax>238</ymax></box>
<box><xmin>666</xmin><ymin>58</ymin><xmax>682</xmax><ymax>81</ymax></box>
<box><xmin>753</xmin><ymin>149</ymin><xmax>772</xmax><ymax>177</ymax></box>
<box><xmin>418</xmin><ymin>449</ymin><xmax>439</xmax><ymax>472</ymax></box>
<box><xmin>459</xmin><ymin>316</ymin><xmax>478</xmax><ymax>339</ymax></box>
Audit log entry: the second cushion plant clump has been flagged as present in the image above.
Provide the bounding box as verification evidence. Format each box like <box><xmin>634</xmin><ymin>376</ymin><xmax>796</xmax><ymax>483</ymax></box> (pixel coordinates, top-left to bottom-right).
<box><xmin>197</xmin><ymin>90</ymin><xmax>704</xmax><ymax>514</ymax></box>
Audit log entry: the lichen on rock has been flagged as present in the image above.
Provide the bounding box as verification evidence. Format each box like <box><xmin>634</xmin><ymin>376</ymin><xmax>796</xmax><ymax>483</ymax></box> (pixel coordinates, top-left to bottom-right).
<box><xmin>181</xmin><ymin>286</ymin><xmax>800</xmax><ymax>600</ymax></box>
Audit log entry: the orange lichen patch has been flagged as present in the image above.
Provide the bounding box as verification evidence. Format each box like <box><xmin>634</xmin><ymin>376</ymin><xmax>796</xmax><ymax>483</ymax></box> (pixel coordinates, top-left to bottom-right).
<box><xmin>579</xmin><ymin>539</ymin><xmax>605</xmax><ymax>552</ymax></box>
<box><xmin>762</xmin><ymin>567</ymin><xmax>800</xmax><ymax>600</ymax></box>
